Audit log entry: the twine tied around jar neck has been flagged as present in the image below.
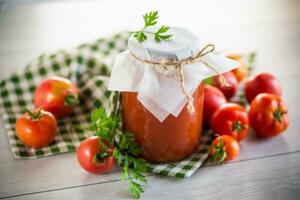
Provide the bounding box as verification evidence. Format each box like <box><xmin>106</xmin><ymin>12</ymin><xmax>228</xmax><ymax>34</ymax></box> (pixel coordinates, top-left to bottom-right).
<box><xmin>129</xmin><ymin>44</ymin><xmax>229</xmax><ymax>113</ymax></box>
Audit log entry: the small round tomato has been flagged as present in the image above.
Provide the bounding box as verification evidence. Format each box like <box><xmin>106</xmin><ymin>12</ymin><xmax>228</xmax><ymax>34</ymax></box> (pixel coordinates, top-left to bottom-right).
<box><xmin>211</xmin><ymin>103</ymin><xmax>249</xmax><ymax>141</ymax></box>
<box><xmin>249</xmin><ymin>93</ymin><xmax>288</xmax><ymax>138</ymax></box>
<box><xmin>244</xmin><ymin>73</ymin><xmax>281</xmax><ymax>103</ymax></box>
<box><xmin>227</xmin><ymin>54</ymin><xmax>248</xmax><ymax>82</ymax></box>
<box><xmin>15</xmin><ymin>108</ymin><xmax>57</xmax><ymax>148</ymax></box>
<box><xmin>77</xmin><ymin>136</ymin><xmax>115</xmax><ymax>174</ymax></box>
<box><xmin>34</xmin><ymin>76</ymin><xmax>79</xmax><ymax>118</ymax></box>
<box><xmin>210</xmin><ymin>71</ymin><xmax>238</xmax><ymax>100</ymax></box>
<box><xmin>210</xmin><ymin>135</ymin><xmax>240</xmax><ymax>163</ymax></box>
<box><xmin>203</xmin><ymin>85</ymin><xmax>227</xmax><ymax>128</ymax></box>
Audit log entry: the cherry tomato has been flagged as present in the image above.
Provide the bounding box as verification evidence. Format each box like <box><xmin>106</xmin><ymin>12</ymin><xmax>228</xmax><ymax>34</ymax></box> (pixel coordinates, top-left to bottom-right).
<box><xmin>244</xmin><ymin>73</ymin><xmax>281</xmax><ymax>104</ymax></box>
<box><xmin>34</xmin><ymin>76</ymin><xmax>79</xmax><ymax>118</ymax></box>
<box><xmin>210</xmin><ymin>71</ymin><xmax>238</xmax><ymax>100</ymax></box>
<box><xmin>227</xmin><ymin>54</ymin><xmax>248</xmax><ymax>82</ymax></box>
<box><xmin>249</xmin><ymin>93</ymin><xmax>288</xmax><ymax>138</ymax></box>
<box><xmin>15</xmin><ymin>108</ymin><xmax>57</xmax><ymax>148</ymax></box>
<box><xmin>210</xmin><ymin>135</ymin><xmax>240</xmax><ymax>163</ymax></box>
<box><xmin>203</xmin><ymin>85</ymin><xmax>227</xmax><ymax>128</ymax></box>
<box><xmin>77</xmin><ymin>136</ymin><xmax>115</xmax><ymax>174</ymax></box>
<box><xmin>211</xmin><ymin>103</ymin><xmax>249</xmax><ymax>141</ymax></box>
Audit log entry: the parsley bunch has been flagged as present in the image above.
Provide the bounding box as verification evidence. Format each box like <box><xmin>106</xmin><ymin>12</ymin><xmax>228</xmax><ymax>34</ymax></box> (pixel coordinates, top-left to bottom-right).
<box><xmin>90</xmin><ymin>106</ymin><xmax>147</xmax><ymax>199</ymax></box>
<box><xmin>133</xmin><ymin>11</ymin><xmax>173</xmax><ymax>43</ymax></box>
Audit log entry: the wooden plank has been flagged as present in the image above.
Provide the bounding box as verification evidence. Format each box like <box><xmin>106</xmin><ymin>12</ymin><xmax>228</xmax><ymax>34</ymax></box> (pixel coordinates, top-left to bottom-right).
<box><xmin>3</xmin><ymin>151</ymin><xmax>300</xmax><ymax>200</ymax></box>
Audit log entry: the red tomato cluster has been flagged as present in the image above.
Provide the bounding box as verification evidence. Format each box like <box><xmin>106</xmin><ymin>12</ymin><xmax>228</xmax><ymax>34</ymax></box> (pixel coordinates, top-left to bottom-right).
<box><xmin>206</xmin><ymin>54</ymin><xmax>289</xmax><ymax>163</ymax></box>
<box><xmin>15</xmin><ymin>76</ymin><xmax>115</xmax><ymax>174</ymax></box>
<box><xmin>15</xmin><ymin>76</ymin><xmax>79</xmax><ymax>149</ymax></box>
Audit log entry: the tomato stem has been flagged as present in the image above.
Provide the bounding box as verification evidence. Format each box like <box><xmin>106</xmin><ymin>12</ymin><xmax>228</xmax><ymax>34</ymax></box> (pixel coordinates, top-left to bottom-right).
<box><xmin>26</xmin><ymin>108</ymin><xmax>42</xmax><ymax>120</ymax></box>
<box><xmin>232</xmin><ymin>121</ymin><xmax>245</xmax><ymax>133</ymax></box>
<box><xmin>92</xmin><ymin>139</ymin><xmax>111</xmax><ymax>165</ymax></box>
<box><xmin>64</xmin><ymin>92</ymin><xmax>79</xmax><ymax>106</ymax></box>
<box><xmin>273</xmin><ymin>108</ymin><xmax>287</xmax><ymax>122</ymax></box>
<box><xmin>210</xmin><ymin>137</ymin><xmax>227</xmax><ymax>164</ymax></box>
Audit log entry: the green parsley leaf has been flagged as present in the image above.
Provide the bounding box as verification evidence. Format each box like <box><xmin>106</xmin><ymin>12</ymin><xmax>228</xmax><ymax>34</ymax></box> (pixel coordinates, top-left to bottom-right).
<box><xmin>134</xmin><ymin>31</ymin><xmax>147</xmax><ymax>43</ymax></box>
<box><xmin>88</xmin><ymin>101</ymin><xmax>147</xmax><ymax>199</ymax></box>
<box><xmin>113</xmin><ymin>131</ymin><xmax>147</xmax><ymax>199</ymax></box>
<box><xmin>154</xmin><ymin>25</ymin><xmax>172</xmax><ymax>42</ymax></box>
<box><xmin>132</xmin><ymin>11</ymin><xmax>173</xmax><ymax>43</ymax></box>
<box><xmin>203</xmin><ymin>77</ymin><xmax>213</xmax><ymax>85</ymax></box>
<box><xmin>90</xmin><ymin>107</ymin><xmax>118</xmax><ymax>145</ymax></box>
<box><xmin>143</xmin><ymin>11</ymin><xmax>158</xmax><ymax>27</ymax></box>
<box><xmin>129</xmin><ymin>180</ymin><xmax>144</xmax><ymax>199</ymax></box>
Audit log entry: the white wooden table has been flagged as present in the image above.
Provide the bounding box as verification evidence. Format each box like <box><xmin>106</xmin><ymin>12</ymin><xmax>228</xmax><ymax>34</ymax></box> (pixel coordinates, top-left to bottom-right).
<box><xmin>0</xmin><ymin>0</ymin><xmax>300</xmax><ymax>199</ymax></box>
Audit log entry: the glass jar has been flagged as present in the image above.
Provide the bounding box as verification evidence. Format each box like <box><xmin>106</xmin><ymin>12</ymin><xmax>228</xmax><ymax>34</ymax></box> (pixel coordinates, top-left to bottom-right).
<box><xmin>121</xmin><ymin>83</ymin><xmax>205</xmax><ymax>163</ymax></box>
<box><xmin>109</xmin><ymin>27</ymin><xmax>236</xmax><ymax>163</ymax></box>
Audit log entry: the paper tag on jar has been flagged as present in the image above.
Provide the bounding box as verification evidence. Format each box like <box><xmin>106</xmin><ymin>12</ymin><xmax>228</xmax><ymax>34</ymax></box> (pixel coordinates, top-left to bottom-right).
<box><xmin>108</xmin><ymin>27</ymin><xmax>239</xmax><ymax>122</ymax></box>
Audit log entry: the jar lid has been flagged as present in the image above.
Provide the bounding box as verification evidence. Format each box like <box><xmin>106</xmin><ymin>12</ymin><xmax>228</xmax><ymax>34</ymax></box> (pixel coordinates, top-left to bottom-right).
<box><xmin>128</xmin><ymin>26</ymin><xmax>202</xmax><ymax>61</ymax></box>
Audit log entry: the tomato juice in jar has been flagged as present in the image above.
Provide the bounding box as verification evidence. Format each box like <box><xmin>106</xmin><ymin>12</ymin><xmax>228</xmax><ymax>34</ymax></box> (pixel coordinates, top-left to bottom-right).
<box><xmin>122</xmin><ymin>83</ymin><xmax>205</xmax><ymax>163</ymax></box>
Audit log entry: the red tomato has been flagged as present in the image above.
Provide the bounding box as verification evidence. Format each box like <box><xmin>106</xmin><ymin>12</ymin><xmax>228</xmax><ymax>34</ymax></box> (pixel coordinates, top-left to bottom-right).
<box><xmin>211</xmin><ymin>71</ymin><xmax>238</xmax><ymax>100</ymax></box>
<box><xmin>211</xmin><ymin>103</ymin><xmax>249</xmax><ymax>141</ymax></box>
<box><xmin>77</xmin><ymin>136</ymin><xmax>115</xmax><ymax>174</ymax></box>
<box><xmin>249</xmin><ymin>93</ymin><xmax>288</xmax><ymax>138</ymax></box>
<box><xmin>244</xmin><ymin>73</ymin><xmax>281</xmax><ymax>103</ymax></box>
<box><xmin>34</xmin><ymin>76</ymin><xmax>79</xmax><ymax>118</ymax></box>
<box><xmin>210</xmin><ymin>135</ymin><xmax>240</xmax><ymax>163</ymax></box>
<box><xmin>203</xmin><ymin>85</ymin><xmax>227</xmax><ymax>128</ymax></box>
<box><xmin>15</xmin><ymin>108</ymin><xmax>57</xmax><ymax>148</ymax></box>
<box><xmin>227</xmin><ymin>54</ymin><xmax>248</xmax><ymax>82</ymax></box>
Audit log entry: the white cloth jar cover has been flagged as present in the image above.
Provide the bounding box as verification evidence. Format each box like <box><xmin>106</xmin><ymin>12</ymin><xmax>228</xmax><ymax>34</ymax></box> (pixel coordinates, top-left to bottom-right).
<box><xmin>108</xmin><ymin>27</ymin><xmax>239</xmax><ymax>122</ymax></box>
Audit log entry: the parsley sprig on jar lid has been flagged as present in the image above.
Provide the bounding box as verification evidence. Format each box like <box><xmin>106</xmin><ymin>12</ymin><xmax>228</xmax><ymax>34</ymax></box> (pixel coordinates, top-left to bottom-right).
<box><xmin>132</xmin><ymin>11</ymin><xmax>173</xmax><ymax>43</ymax></box>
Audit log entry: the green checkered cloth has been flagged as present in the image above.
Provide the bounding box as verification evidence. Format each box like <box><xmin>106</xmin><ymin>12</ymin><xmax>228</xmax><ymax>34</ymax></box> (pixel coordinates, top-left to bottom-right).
<box><xmin>147</xmin><ymin>131</ymin><xmax>213</xmax><ymax>178</ymax></box>
<box><xmin>0</xmin><ymin>31</ymin><xmax>213</xmax><ymax>178</ymax></box>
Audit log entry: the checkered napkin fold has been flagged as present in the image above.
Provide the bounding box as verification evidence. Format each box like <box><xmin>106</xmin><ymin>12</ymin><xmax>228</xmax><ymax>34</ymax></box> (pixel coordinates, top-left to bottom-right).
<box><xmin>0</xmin><ymin>32</ymin><xmax>213</xmax><ymax>178</ymax></box>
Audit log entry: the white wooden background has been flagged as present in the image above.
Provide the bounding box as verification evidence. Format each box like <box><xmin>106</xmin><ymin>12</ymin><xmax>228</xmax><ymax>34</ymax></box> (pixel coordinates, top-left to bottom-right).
<box><xmin>0</xmin><ymin>0</ymin><xmax>300</xmax><ymax>199</ymax></box>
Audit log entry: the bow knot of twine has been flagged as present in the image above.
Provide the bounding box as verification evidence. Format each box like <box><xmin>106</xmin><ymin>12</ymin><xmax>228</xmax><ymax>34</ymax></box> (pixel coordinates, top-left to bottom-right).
<box><xmin>130</xmin><ymin>44</ymin><xmax>229</xmax><ymax>113</ymax></box>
